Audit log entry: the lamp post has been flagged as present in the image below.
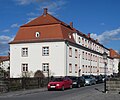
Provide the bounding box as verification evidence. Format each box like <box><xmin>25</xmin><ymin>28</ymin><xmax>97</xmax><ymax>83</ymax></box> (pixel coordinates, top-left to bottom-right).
<box><xmin>103</xmin><ymin>52</ymin><xmax>108</xmax><ymax>93</ymax></box>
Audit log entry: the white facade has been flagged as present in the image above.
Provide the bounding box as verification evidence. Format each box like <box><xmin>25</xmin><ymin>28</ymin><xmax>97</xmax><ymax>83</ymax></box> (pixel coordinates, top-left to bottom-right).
<box><xmin>10</xmin><ymin>35</ymin><xmax>115</xmax><ymax>78</ymax></box>
<box><xmin>113</xmin><ymin>58</ymin><xmax>119</xmax><ymax>74</ymax></box>
<box><xmin>10</xmin><ymin>42</ymin><xmax>66</xmax><ymax>78</ymax></box>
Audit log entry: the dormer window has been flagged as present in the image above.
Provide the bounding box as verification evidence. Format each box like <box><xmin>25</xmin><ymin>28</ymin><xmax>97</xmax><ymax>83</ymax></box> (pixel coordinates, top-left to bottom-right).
<box><xmin>68</xmin><ymin>33</ymin><xmax>71</xmax><ymax>39</ymax></box>
<box><xmin>35</xmin><ymin>32</ymin><xmax>40</xmax><ymax>38</ymax></box>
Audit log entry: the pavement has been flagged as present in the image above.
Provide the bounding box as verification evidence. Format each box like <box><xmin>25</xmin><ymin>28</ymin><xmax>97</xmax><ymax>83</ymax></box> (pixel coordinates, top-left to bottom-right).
<box><xmin>0</xmin><ymin>87</ymin><xmax>47</xmax><ymax>97</ymax></box>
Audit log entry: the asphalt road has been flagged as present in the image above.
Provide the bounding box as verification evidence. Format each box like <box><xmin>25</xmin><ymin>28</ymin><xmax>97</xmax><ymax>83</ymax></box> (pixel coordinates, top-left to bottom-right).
<box><xmin>1</xmin><ymin>84</ymin><xmax>120</xmax><ymax>100</ymax></box>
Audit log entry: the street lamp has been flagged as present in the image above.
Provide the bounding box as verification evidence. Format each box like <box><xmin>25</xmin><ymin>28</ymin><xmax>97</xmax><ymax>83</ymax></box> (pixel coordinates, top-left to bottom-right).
<box><xmin>103</xmin><ymin>52</ymin><xmax>108</xmax><ymax>93</ymax></box>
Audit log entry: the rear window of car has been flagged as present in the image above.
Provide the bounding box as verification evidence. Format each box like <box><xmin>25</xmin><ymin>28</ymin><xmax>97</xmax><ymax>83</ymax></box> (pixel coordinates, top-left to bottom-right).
<box><xmin>69</xmin><ymin>77</ymin><xmax>77</xmax><ymax>80</ymax></box>
<box><xmin>84</xmin><ymin>76</ymin><xmax>90</xmax><ymax>79</ymax></box>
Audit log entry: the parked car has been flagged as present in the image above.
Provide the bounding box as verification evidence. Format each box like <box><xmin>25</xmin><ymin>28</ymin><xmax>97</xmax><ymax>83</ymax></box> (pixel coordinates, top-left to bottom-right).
<box><xmin>95</xmin><ymin>75</ymin><xmax>103</xmax><ymax>83</ymax></box>
<box><xmin>83</xmin><ymin>75</ymin><xmax>96</xmax><ymax>86</ymax></box>
<box><xmin>101</xmin><ymin>75</ymin><xmax>108</xmax><ymax>82</ymax></box>
<box><xmin>68</xmin><ymin>76</ymin><xmax>85</xmax><ymax>88</ymax></box>
<box><xmin>47</xmin><ymin>77</ymin><xmax>72</xmax><ymax>91</ymax></box>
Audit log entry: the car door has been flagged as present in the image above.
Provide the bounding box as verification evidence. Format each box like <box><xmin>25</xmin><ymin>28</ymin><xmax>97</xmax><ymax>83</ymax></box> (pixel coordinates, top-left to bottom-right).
<box><xmin>80</xmin><ymin>77</ymin><xmax>84</xmax><ymax>86</ymax></box>
<box><xmin>63</xmin><ymin>79</ymin><xmax>68</xmax><ymax>88</ymax></box>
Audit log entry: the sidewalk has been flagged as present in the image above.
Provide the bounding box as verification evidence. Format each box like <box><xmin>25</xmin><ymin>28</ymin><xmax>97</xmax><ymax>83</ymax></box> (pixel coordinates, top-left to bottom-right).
<box><xmin>0</xmin><ymin>87</ymin><xmax>47</xmax><ymax>97</ymax></box>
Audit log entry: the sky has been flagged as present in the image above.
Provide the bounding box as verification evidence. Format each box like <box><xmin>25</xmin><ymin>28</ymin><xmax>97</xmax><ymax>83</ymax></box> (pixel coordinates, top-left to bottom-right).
<box><xmin>0</xmin><ymin>0</ymin><xmax>120</xmax><ymax>55</ymax></box>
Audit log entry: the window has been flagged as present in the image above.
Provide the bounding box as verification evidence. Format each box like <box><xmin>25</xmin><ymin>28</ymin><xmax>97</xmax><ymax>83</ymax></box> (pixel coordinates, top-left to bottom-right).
<box><xmin>75</xmin><ymin>49</ymin><xmax>78</xmax><ymax>58</ymax></box>
<box><xmin>42</xmin><ymin>47</ymin><xmax>49</xmax><ymax>56</ymax></box>
<box><xmin>85</xmin><ymin>39</ymin><xmax>87</xmax><ymax>47</ymax></box>
<box><xmin>88</xmin><ymin>53</ymin><xmax>90</xmax><ymax>61</ymax></box>
<box><xmin>69</xmin><ymin>63</ymin><xmax>72</xmax><ymax>73</ymax></box>
<box><xmin>22</xmin><ymin>48</ymin><xmax>28</xmax><ymax>57</ymax></box>
<box><xmin>88</xmin><ymin>41</ymin><xmax>90</xmax><ymax>48</ymax></box>
<box><xmin>82</xmin><ymin>52</ymin><xmax>84</xmax><ymax>59</ymax></box>
<box><xmin>78</xmin><ymin>37</ymin><xmax>81</xmax><ymax>43</ymax></box>
<box><xmin>35</xmin><ymin>32</ymin><xmax>40</xmax><ymax>37</ymax></box>
<box><xmin>93</xmin><ymin>55</ymin><xmax>94</xmax><ymax>61</ymax></box>
<box><xmin>82</xmin><ymin>65</ymin><xmax>84</xmax><ymax>73</ymax></box>
<box><xmin>69</xmin><ymin>47</ymin><xmax>72</xmax><ymax>57</ymax></box>
<box><xmin>86</xmin><ymin>65</ymin><xmax>87</xmax><ymax>73</ymax></box>
<box><xmin>22</xmin><ymin>64</ymin><xmax>28</xmax><ymax>72</ymax></box>
<box><xmin>91</xmin><ymin>54</ymin><xmax>92</xmax><ymax>61</ymax></box>
<box><xmin>82</xmin><ymin>38</ymin><xmax>84</xmax><ymax>46</ymax></box>
<box><xmin>75</xmin><ymin>64</ymin><xmax>77</xmax><ymax>73</ymax></box>
<box><xmin>86</xmin><ymin>52</ymin><xmax>87</xmax><ymax>60</ymax></box>
<box><xmin>69</xmin><ymin>34</ymin><xmax>71</xmax><ymax>39</ymax></box>
<box><xmin>42</xmin><ymin>63</ymin><xmax>49</xmax><ymax>72</ymax></box>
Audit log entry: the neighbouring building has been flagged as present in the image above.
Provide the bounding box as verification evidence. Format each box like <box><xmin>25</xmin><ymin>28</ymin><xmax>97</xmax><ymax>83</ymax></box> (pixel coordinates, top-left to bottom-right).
<box><xmin>0</xmin><ymin>56</ymin><xmax>10</xmax><ymax>78</ymax></box>
<box><xmin>9</xmin><ymin>8</ymin><xmax>119</xmax><ymax>78</ymax></box>
<box><xmin>110</xmin><ymin>49</ymin><xmax>120</xmax><ymax>74</ymax></box>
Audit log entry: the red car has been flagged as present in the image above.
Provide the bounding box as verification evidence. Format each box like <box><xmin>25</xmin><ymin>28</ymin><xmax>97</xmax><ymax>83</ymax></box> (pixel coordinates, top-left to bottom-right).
<box><xmin>47</xmin><ymin>77</ymin><xmax>73</xmax><ymax>91</ymax></box>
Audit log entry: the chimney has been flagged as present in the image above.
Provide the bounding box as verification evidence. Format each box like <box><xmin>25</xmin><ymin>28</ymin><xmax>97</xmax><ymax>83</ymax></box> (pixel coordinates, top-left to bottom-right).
<box><xmin>43</xmin><ymin>8</ymin><xmax>48</xmax><ymax>15</ymax></box>
<box><xmin>70</xmin><ymin>22</ymin><xmax>73</xmax><ymax>28</ymax></box>
<box><xmin>88</xmin><ymin>33</ymin><xmax>90</xmax><ymax>38</ymax></box>
<box><xmin>96</xmin><ymin>39</ymin><xmax>98</xmax><ymax>42</ymax></box>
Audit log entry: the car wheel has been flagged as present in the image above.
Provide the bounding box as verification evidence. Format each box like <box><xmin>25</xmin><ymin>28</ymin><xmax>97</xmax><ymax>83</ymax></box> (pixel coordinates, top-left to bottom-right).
<box><xmin>94</xmin><ymin>82</ymin><xmax>96</xmax><ymax>85</ymax></box>
<box><xmin>83</xmin><ymin>83</ymin><xmax>85</xmax><ymax>87</ymax></box>
<box><xmin>61</xmin><ymin>86</ymin><xmax>64</xmax><ymax>91</ymax></box>
<box><xmin>77</xmin><ymin>84</ymin><xmax>80</xmax><ymax>88</ymax></box>
<box><xmin>70</xmin><ymin>84</ymin><xmax>72</xmax><ymax>89</ymax></box>
<box><xmin>89</xmin><ymin>82</ymin><xmax>92</xmax><ymax>86</ymax></box>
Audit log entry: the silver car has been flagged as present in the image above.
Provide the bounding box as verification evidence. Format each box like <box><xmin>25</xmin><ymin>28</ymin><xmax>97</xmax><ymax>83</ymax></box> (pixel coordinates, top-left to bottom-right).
<box><xmin>83</xmin><ymin>75</ymin><xmax>96</xmax><ymax>86</ymax></box>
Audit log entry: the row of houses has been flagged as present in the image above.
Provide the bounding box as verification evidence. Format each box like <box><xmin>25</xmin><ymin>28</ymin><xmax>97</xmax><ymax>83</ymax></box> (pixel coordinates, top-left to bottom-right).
<box><xmin>1</xmin><ymin>8</ymin><xmax>120</xmax><ymax>78</ymax></box>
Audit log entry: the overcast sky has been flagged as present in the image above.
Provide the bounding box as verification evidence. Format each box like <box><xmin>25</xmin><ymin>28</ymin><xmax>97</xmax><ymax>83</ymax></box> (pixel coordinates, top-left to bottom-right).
<box><xmin>0</xmin><ymin>0</ymin><xmax>120</xmax><ymax>55</ymax></box>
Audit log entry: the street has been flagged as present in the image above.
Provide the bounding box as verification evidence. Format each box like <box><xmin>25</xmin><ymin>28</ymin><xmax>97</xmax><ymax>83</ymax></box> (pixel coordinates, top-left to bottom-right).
<box><xmin>0</xmin><ymin>83</ymin><xmax>120</xmax><ymax>100</ymax></box>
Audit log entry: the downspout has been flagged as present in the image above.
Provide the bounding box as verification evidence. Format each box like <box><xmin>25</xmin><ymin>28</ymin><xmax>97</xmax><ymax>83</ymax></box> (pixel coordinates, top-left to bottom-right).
<box><xmin>66</xmin><ymin>41</ymin><xmax>69</xmax><ymax>76</ymax></box>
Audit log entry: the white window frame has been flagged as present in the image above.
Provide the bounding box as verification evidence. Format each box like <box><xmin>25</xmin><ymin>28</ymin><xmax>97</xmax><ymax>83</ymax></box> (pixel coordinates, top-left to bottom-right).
<box><xmin>42</xmin><ymin>47</ymin><xmax>49</xmax><ymax>56</ymax></box>
<box><xmin>69</xmin><ymin>63</ymin><xmax>72</xmax><ymax>73</ymax></box>
<box><xmin>35</xmin><ymin>32</ymin><xmax>40</xmax><ymax>37</ymax></box>
<box><xmin>42</xmin><ymin>63</ymin><xmax>49</xmax><ymax>72</ymax></box>
<box><xmin>22</xmin><ymin>63</ymin><xmax>28</xmax><ymax>72</ymax></box>
<box><xmin>22</xmin><ymin>48</ymin><xmax>28</xmax><ymax>57</ymax></box>
<box><xmin>75</xmin><ymin>49</ymin><xmax>78</xmax><ymax>58</ymax></box>
<box><xmin>69</xmin><ymin>47</ymin><xmax>72</xmax><ymax>57</ymax></box>
<box><xmin>75</xmin><ymin>64</ymin><xmax>77</xmax><ymax>73</ymax></box>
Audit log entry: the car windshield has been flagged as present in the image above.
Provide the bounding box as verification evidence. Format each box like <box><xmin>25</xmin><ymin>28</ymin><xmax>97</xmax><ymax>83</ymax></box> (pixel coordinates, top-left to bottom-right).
<box><xmin>52</xmin><ymin>78</ymin><xmax>63</xmax><ymax>82</ymax></box>
<box><xmin>84</xmin><ymin>76</ymin><xmax>90</xmax><ymax>79</ymax></box>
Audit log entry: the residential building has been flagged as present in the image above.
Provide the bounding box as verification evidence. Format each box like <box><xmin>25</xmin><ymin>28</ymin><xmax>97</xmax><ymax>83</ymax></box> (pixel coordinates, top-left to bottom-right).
<box><xmin>9</xmin><ymin>8</ymin><xmax>119</xmax><ymax>78</ymax></box>
<box><xmin>0</xmin><ymin>56</ymin><xmax>10</xmax><ymax>78</ymax></box>
<box><xmin>110</xmin><ymin>49</ymin><xmax>120</xmax><ymax>74</ymax></box>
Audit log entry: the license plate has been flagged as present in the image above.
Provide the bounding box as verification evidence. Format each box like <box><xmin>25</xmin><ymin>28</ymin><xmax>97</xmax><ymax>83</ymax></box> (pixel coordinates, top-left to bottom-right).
<box><xmin>73</xmin><ymin>82</ymin><xmax>77</xmax><ymax>84</ymax></box>
<box><xmin>51</xmin><ymin>86</ymin><xmax>55</xmax><ymax>88</ymax></box>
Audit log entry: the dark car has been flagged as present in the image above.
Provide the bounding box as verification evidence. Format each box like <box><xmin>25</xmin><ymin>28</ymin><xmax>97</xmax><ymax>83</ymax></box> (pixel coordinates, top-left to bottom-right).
<box><xmin>47</xmin><ymin>77</ymin><xmax>72</xmax><ymax>91</ymax></box>
<box><xmin>101</xmin><ymin>75</ymin><xmax>108</xmax><ymax>82</ymax></box>
<box><xmin>95</xmin><ymin>75</ymin><xmax>103</xmax><ymax>83</ymax></box>
<box><xmin>68</xmin><ymin>76</ymin><xmax>85</xmax><ymax>88</ymax></box>
<box><xmin>83</xmin><ymin>75</ymin><xmax>96</xmax><ymax>86</ymax></box>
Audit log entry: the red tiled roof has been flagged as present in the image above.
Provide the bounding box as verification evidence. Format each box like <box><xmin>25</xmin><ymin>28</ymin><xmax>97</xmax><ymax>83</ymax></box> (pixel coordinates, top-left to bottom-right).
<box><xmin>9</xmin><ymin>8</ymin><xmax>110</xmax><ymax>51</ymax></box>
<box><xmin>110</xmin><ymin>49</ymin><xmax>120</xmax><ymax>58</ymax></box>
<box><xmin>10</xmin><ymin>9</ymin><xmax>76</xmax><ymax>44</ymax></box>
<box><xmin>22</xmin><ymin>13</ymin><xmax>68</xmax><ymax>27</ymax></box>
<box><xmin>0</xmin><ymin>56</ymin><xmax>9</xmax><ymax>62</ymax></box>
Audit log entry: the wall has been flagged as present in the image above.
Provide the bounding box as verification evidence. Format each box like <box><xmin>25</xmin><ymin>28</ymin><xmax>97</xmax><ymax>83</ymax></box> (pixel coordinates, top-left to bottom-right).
<box><xmin>10</xmin><ymin>42</ymin><xmax>65</xmax><ymax>78</ymax></box>
<box><xmin>106</xmin><ymin>78</ymin><xmax>120</xmax><ymax>93</ymax></box>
